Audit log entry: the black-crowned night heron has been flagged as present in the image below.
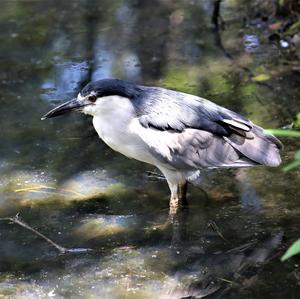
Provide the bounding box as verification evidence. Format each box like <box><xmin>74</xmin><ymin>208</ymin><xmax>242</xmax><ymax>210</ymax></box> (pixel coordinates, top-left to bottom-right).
<box><xmin>42</xmin><ymin>79</ymin><xmax>282</xmax><ymax>216</ymax></box>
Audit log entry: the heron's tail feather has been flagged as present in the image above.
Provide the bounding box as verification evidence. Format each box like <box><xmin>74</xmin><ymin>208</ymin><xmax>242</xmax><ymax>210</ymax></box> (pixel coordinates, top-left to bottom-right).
<box><xmin>224</xmin><ymin>126</ymin><xmax>282</xmax><ymax>167</ymax></box>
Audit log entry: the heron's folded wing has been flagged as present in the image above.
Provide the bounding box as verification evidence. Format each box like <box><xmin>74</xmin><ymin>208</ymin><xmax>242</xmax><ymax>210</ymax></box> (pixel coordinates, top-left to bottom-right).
<box><xmin>135</xmin><ymin>87</ymin><xmax>282</xmax><ymax>167</ymax></box>
<box><xmin>137</xmin><ymin>128</ymin><xmax>257</xmax><ymax>170</ymax></box>
<box><xmin>135</xmin><ymin>87</ymin><xmax>253</xmax><ymax>136</ymax></box>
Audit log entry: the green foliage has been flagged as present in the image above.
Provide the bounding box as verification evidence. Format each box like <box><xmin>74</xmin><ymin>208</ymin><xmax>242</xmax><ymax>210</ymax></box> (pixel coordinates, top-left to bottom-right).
<box><xmin>283</xmin><ymin>150</ymin><xmax>300</xmax><ymax>171</ymax></box>
<box><xmin>266</xmin><ymin>114</ymin><xmax>300</xmax><ymax>171</ymax></box>
<box><xmin>281</xmin><ymin>239</ymin><xmax>300</xmax><ymax>261</ymax></box>
<box><xmin>271</xmin><ymin>115</ymin><xmax>300</xmax><ymax>261</ymax></box>
<box><xmin>292</xmin><ymin>113</ymin><xmax>300</xmax><ymax>129</ymax></box>
<box><xmin>265</xmin><ymin>129</ymin><xmax>300</xmax><ymax>137</ymax></box>
<box><xmin>284</xmin><ymin>19</ymin><xmax>300</xmax><ymax>35</ymax></box>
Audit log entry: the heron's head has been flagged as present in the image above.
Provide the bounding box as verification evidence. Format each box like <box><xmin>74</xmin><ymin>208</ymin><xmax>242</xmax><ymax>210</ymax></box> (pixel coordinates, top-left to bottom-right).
<box><xmin>42</xmin><ymin>79</ymin><xmax>139</xmax><ymax>119</ymax></box>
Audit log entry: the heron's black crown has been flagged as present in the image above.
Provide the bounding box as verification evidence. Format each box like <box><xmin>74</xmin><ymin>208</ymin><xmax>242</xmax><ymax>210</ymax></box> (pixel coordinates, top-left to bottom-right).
<box><xmin>81</xmin><ymin>79</ymin><xmax>142</xmax><ymax>99</ymax></box>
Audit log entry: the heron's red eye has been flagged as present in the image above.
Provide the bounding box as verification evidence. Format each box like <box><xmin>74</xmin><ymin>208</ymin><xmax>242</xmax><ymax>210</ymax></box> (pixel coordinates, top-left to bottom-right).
<box><xmin>88</xmin><ymin>95</ymin><xmax>97</xmax><ymax>102</ymax></box>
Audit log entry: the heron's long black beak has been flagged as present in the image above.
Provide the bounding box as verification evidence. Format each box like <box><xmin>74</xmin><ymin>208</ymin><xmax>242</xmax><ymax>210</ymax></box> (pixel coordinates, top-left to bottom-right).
<box><xmin>41</xmin><ymin>98</ymin><xmax>85</xmax><ymax>120</ymax></box>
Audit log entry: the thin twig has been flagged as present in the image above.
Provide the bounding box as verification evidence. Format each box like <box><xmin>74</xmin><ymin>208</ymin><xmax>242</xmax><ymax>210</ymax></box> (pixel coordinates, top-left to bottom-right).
<box><xmin>225</xmin><ymin>242</ymin><xmax>254</xmax><ymax>254</ymax></box>
<box><xmin>0</xmin><ymin>214</ymin><xmax>92</xmax><ymax>254</ymax></box>
<box><xmin>218</xmin><ymin>277</ymin><xmax>235</xmax><ymax>284</ymax></box>
<box><xmin>208</xmin><ymin>220</ymin><xmax>227</xmax><ymax>242</ymax></box>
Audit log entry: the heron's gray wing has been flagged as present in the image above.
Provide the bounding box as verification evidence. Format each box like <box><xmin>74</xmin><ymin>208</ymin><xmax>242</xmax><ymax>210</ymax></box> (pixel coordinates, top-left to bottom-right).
<box><xmin>135</xmin><ymin>87</ymin><xmax>254</xmax><ymax>136</ymax></box>
<box><xmin>138</xmin><ymin>128</ymin><xmax>257</xmax><ymax>170</ymax></box>
<box><xmin>135</xmin><ymin>87</ymin><xmax>282</xmax><ymax>167</ymax></box>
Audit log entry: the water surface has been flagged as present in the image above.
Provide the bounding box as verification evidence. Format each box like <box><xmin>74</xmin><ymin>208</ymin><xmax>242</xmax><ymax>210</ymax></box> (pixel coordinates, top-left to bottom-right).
<box><xmin>0</xmin><ymin>1</ymin><xmax>299</xmax><ymax>298</ymax></box>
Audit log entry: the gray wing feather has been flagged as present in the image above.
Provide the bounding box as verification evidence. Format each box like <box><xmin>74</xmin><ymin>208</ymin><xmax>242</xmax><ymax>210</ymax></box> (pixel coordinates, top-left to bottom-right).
<box><xmin>224</xmin><ymin>126</ymin><xmax>282</xmax><ymax>167</ymax></box>
<box><xmin>135</xmin><ymin>87</ymin><xmax>282</xmax><ymax>168</ymax></box>
<box><xmin>143</xmin><ymin>129</ymin><xmax>257</xmax><ymax>170</ymax></box>
<box><xmin>135</xmin><ymin>87</ymin><xmax>253</xmax><ymax>135</ymax></box>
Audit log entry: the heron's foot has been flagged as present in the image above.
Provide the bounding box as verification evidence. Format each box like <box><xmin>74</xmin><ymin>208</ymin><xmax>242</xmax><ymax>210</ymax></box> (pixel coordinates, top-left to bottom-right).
<box><xmin>168</xmin><ymin>195</ymin><xmax>188</xmax><ymax>222</ymax></box>
<box><xmin>167</xmin><ymin>182</ymin><xmax>188</xmax><ymax>222</ymax></box>
<box><xmin>169</xmin><ymin>195</ymin><xmax>179</xmax><ymax>217</ymax></box>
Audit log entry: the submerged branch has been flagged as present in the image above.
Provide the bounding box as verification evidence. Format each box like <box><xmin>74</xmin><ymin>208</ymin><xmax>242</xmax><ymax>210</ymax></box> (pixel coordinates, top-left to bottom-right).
<box><xmin>208</xmin><ymin>220</ymin><xmax>227</xmax><ymax>242</ymax></box>
<box><xmin>0</xmin><ymin>214</ymin><xmax>93</xmax><ymax>254</ymax></box>
<box><xmin>211</xmin><ymin>0</ymin><xmax>223</xmax><ymax>30</ymax></box>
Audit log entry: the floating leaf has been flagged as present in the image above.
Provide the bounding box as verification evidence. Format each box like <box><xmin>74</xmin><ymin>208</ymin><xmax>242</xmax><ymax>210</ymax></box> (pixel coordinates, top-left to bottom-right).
<box><xmin>281</xmin><ymin>239</ymin><xmax>300</xmax><ymax>261</ymax></box>
<box><xmin>252</xmin><ymin>74</ymin><xmax>271</xmax><ymax>82</ymax></box>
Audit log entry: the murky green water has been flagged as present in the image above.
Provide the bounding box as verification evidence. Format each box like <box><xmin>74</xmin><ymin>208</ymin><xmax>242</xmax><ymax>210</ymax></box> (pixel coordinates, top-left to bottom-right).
<box><xmin>0</xmin><ymin>0</ymin><xmax>299</xmax><ymax>298</ymax></box>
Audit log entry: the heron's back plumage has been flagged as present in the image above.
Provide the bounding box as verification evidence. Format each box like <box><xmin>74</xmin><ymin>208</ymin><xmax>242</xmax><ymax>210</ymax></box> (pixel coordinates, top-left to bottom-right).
<box><xmin>132</xmin><ymin>85</ymin><xmax>282</xmax><ymax>169</ymax></box>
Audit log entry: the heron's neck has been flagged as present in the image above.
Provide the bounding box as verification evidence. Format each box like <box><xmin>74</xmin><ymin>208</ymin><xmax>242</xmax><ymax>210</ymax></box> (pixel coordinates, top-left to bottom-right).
<box><xmin>91</xmin><ymin>95</ymin><xmax>156</xmax><ymax>164</ymax></box>
<box><xmin>92</xmin><ymin>96</ymin><xmax>136</xmax><ymax>144</ymax></box>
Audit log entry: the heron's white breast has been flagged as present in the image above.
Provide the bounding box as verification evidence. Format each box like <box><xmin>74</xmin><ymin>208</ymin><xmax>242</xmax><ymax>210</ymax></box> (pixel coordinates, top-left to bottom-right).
<box><xmin>91</xmin><ymin>96</ymin><xmax>157</xmax><ymax>164</ymax></box>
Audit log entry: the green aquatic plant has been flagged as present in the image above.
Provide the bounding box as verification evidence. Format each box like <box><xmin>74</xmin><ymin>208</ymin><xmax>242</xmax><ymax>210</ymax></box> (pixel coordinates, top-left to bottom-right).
<box><xmin>281</xmin><ymin>239</ymin><xmax>300</xmax><ymax>261</ymax></box>
<box><xmin>268</xmin><ymin>113</ymin><xmax>300</xmax><ymax>260</ymax></box>
<box><xmin>265</xmin><ymin>131</ymin><xmax>300</xmax><ymax>171</ymax></box>
<box><xmin>266</xmin><ymin>113</ymin><xmax>300</xmax><ymax>171</ymax></box>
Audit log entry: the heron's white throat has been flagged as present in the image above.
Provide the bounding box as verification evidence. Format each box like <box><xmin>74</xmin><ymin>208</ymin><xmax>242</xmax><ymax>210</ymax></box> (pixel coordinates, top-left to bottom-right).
<box><xmin>84</xmin><ymin>95</ymin><xmax>157</xmax><ymax>165</ymax></box>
